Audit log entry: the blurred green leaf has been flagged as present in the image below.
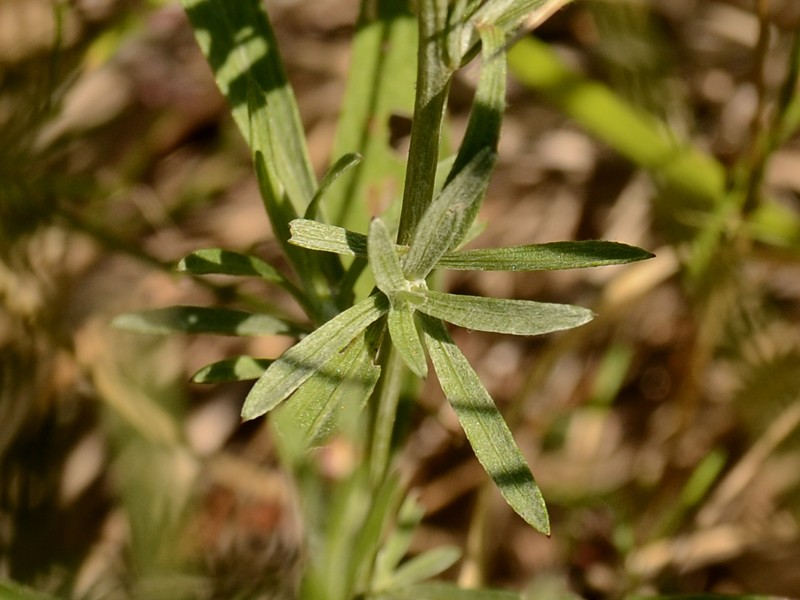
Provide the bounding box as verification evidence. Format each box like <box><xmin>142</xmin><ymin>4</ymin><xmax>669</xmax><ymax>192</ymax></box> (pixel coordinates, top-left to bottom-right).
<box><xmin>373</xmin><ymin>494</ymin><xmax>427</xmax><ymax>588</ymax></box>
<box><xmin>420</xmin><ymin>291</ymin><xmax>593</xmax><ymax>336</ymax></box>
<box><xmin>421</xmin><ymin>315</ymin><xmax>550</xmax><ymax>534</ymax></box>
<box><xmin>382</xmin><ymin>546</ymin><xmax>461</xmax><ymax>590</ymax></box>
<box><xmin>0</xmin><ymin>580</ymin><xmax>60</xmax><ymax>600</ymax></box>
<box><xmin>374</xmin><ymin>582</ymin><xmax>520</xmax><ymax>600</ymax></box>
<box><xmin>242</xmin><ymin>294</ymin><xmax>389</xmax><ymax>420</ymax></box>
<box><xmin>437</xmin><ymin>240</ymin><xmax>654</xmax><ymax>270</ymax></box>
<box><xmin>303</xmin><ymin>470</ymin><xmax>403</xmax><ymax>600</ymax></box>
<box><xmin>324</xmin><ymin>1</ymin><xmax>416</xmax><ymax>231</ymax></box>
<box><xmin>191</xmin><ymin>356</ymin><xmax>272</xmax><ymax>383</ymax></box>
<box><xmin>177</xmin><ymin>248</ymin><xmax>286</xmax><ymax>283</ymax></box>
<box><xmin>273</xmin><ymin>331</ymin><xmax>380</xmax><ymax>461</ymax></box>
<box><xmin>508</xmin><ymin>36</ymin><xmax>726</xmax><ymax>208</ymax></box>
<box><xmin>112</xmin><ymin>306</ymin><xmax>300</xmax><ymax>337</ymax></box>
<box><xmin>116</xmin><ymin>440</ymin><xmax>197</xmax><ymax>574</ymax></box>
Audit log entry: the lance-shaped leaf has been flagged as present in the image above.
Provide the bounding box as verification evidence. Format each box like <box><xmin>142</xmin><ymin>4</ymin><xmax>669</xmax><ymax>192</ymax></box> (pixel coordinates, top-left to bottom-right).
<box><xmin>289</xmin><ymin>219</ymin><xmax>653</xmax><ymax>274</ymax></box>
<box><xmin>388</xmin><ymin>308</ymin><xmax>428</xmax><ymax>379</ymax></box>
<box><xmin>254</xmin><ymin>152</ymin><xmax>341</xmax><ymax>322</ymax></box>
<box><xmin>369</xmin><ymin>218</ymin><xmax>409</xmax><ymax>300</ymax></box>
<box><xmin>368</xmin><ymin>218</ymin><xmax>428</xmax><ymax>378</ymax></box>
<box><xmin>373</xmin><ymin>493</ymin><xmax>426</xmax><ymax>587</ymax></box>
<box><xmin>112</xmin><ymin>306</ymin><xmax>301</xmax><ymax>337</ymax></box>
<box><xmin>403</xmin><ymin>148</ymin><xmax>496</xmax><ymax>281</ymax></box>
<box><xmin>419</xmin><ymin>290</ymin><xmax>593</xmax><ymax>336</ymax></box>
<box><xmin>445</xmin><ymin>24</ymin><xmax>505</xmax><ymax>185</ymax></box>
<box><xmin>177</xmin><ymin>248</ymin><xmax>278</xmax><ymax>280</ymax></box>
<box><xmin>305</xmin><ymin>152</ymin><xmax>362</xmax><ymax>220</ymax></box>
<box><xmin>436</xmin><ymin>240</ymin><xmax>654</xmax><ymax>271</ymax></box>
<box><xmin>432</xmin><ymin>24</ymin><xmax>505</xmax><ymax>256</ymax></box>
<box><xmin>420</xmin><ymin>314</ymin><xmax>549</xmax><ymax>534</ymax></box>
<box><xmin>177</xmin><ymin>248</ymin><xmax>291</xmax><ymax>284</ymax></box>
<box><xmin>191</xmin><ymin>356</ymin><xmax>272</xmax><ymax>383</ymax></box>
<box><xmin>382</xmin><ymin>546</ymin><xmax>461</xmax><ymax>591</ymax></box>
<box><xmin>241</xmin><ymin>293</ymin><xmax>389</xmax><ymax>420</ymax></box>
<box><xmin>472</xmin><ymin>0</ymin><xmax>569</xmax><ymax>33</ymax></box>
<box><xmin>290</xmin><ymin>218</ymin><xmax>369</xmax><ymax>257</ymax></box>
<box><xmin>325</xmin><ymin>3</ymin><xmax>416</xmax><ymax>232</ymax></box>
<box><xmin>272</xmin><ymin>330</ymin><xmax>380</xmax><ymax>461</ymax></box>
<box><xmin>181</xmin><ymin>0</ymin><xmax>315</xmax><ymax>212</ymax></box>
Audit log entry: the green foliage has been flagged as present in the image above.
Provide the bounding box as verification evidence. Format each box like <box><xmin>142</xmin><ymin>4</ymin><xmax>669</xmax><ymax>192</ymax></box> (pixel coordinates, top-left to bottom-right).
<box><xmin>112</xmin><ymin>305</ymin><xmax>303</xmax><ymax>337</ymax></box>
<box><xmin>112</xmin><ymin>0</ymin><xmax>657</xmax><ymax>597</ymax></box>
<box><xmin>0</xmin><ymin>579</ymin><xmax>61</xmax><ymax>600</ymax></box>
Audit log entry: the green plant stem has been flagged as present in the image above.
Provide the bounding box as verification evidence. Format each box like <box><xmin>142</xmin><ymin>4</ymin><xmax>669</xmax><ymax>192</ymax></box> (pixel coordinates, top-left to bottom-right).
<box><xmin>368</xmin><ymin>337</ymin><xmax>407</xmax><ymax>485</ymax></box>
<box><xmin>397</xmin><ymin>0</ymin><xmax>453</xmax><ymax>245</ymax></box>
<box><xmin>459</xmin><ymin>483</ymin><xmax>491</xmax><ymax>588</ymax></box>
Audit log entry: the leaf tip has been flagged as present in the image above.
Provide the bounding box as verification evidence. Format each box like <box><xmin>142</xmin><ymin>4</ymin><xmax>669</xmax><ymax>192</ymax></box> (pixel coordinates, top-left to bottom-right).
<box><xmin>240</xmin><ymin>401</ymin><xmax>263</xmax><ymax>422</ymax></box>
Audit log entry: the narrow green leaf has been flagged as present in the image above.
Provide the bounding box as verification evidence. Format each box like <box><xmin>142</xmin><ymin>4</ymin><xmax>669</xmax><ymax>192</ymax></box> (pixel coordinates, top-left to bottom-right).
<box><xmin>396</xmin><ymin>0</ymin><xmax>458</xmax><ymax>245</ymax></box>
<box><xmin>255</xmin><ymin>152</ymin><xmax>340</xmax><ymax>322</ymax></box>
<box><xmin>191</xmin><ymin>356</ymin><xmax>272</xmax><ymax>383</ymax></box>
<box><xmin>508</xmin><ymin>36</ymin><xmax>726</xmax><ymax>209</ymax></box>
<box><xmin>290</xmin><ymin>218</ymin><xmax>368</xmax><ymax>256</ymax></box>
<box><xmin>472</xmin><ymin>0</ymin><xmax>566</xmax><ymax>33</ymax></box>
<box><xmin>420</xmin><ymin>314</ymin><xmax>550</xmax><ymax>534</ymax></box>
<box><xmin>289</xmin><ymin>222</ymin><xmax>652</xmax><ymax>275</ymax></box>
<box><xmin>446</xmin><ymin>24</ymin><xmax>505</xmax><ymax>185</ymax></box>
<box><xmin>241</xmin><ymin>294</ymin><xmax>389</xmax><ymax>420</ymax></box>
<box><xmin>325</xmin><ymin>2</ymin><xmax>416</xmax><ymax>231</ymax></box>
<box><xmin>373</xmin><ymin>494</ymin><xmax>426</xmax><ymax>588</ymax></box>
<box><xmin>433</xmin><ymin>24</ymin><xmax>506</xmax><ymax>254</ymax></box>
<box><xmin>305</xmin><ymin>152</ymin><xmax>363</xmax><ymax>220</ymax></box>
<box><xmin>112</xmin><ymin>306</ymin><xmax>300</xmax><ymax>337</ymax></box>
<box><xmin>419</xmin><ymin>290</ymin><xmax>593</xmax><ymax>336</ymax></box>
<box><xmin>350</xmin><ymin>473</ymin><xmax>405</xmax><ymax>596</ymax></box>
<box><xmin>375</xmin><ymin>582</ymin><xmax>520</xmax><ymax>600</ymax></box>
<box><xmin>177</xmin><ymin>248</ymin><xmax>287</xmax><ymax>283</ymax></box>
<box><xmin>403</xmin><ymin>148</ymin><xmax>497</xmax><ymax>280</ymax></box>
<box><xmin>272</xmin><ymin>331</ymin><xmax>380</xmax><ymax>460</ymax></box>
<box><xmin>384</xmin><ymin>546</ymin><xmax>461</xmax><ymax>590</ymax></box>
<box><xmin>181</xmin><ymin>0</ymin><xmax>316</xmax><ymax>211</ymax></box>
<box><xmin>388</xmin><ymin>307</ymin><xmax>428</xmax><ymax>379</ymax></box>
<box><xmin>369</xmin><ymin>218</ymin><xmax>409</xmax><ymax>298</ymax></box>
<box><xmin>436</xmin><ymin>240</ymin><xmax>654</xmax><ymax>271</ymax></box>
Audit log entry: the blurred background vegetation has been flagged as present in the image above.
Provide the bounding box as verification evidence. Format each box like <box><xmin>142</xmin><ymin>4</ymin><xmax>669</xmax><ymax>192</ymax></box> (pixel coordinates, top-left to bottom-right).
<box><xmin>1</xmin><ymin>0</ymin><xmax>800</xmax><ymax>598</ymax></box>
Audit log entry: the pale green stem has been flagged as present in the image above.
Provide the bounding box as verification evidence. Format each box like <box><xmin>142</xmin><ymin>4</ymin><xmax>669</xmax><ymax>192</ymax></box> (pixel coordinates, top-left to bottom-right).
<box><xmin>368</xmin><ymin>339</ymin><xmax>406</xmax><ymax>485</ymax></box>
